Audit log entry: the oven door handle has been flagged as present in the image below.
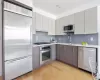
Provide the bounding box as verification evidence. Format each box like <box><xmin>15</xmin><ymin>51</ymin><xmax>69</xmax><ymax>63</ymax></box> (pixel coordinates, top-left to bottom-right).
<box><xmin>41</xmin><ymin>50</ymin><xmax>50</xmax><ymax>53</ymax></box>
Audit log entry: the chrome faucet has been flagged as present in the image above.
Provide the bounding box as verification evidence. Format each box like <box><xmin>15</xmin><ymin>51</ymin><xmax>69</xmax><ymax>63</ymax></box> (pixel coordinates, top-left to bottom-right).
<box><xmin>50</xmin><ymin>37</ymin><xmax>56</xmax><ymax>43</ymax></box>
<box><xmin>68</xmin><ymin>35</ymin><xmax>72</xmax><ymax>44</ymax></box>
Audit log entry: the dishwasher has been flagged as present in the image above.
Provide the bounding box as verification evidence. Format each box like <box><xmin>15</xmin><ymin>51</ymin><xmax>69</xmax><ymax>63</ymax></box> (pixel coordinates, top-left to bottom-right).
<box><xmin>78</xmin><ymin>47</ymin><xmax>97</xmax><ymax>73</ymax></box>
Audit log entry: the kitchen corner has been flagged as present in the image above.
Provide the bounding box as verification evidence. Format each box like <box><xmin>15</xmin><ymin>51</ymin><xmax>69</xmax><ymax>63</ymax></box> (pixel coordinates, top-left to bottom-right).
<box><xmin>32</xmin><ymin>31</ymin><xmax>98</xmax><ymax>73</ymax></box>
<box><xmin>33</xmin><ymin>31</ymin><xmax>98</xmax><ymax>48</ymax></box>
<box><xmin>32</xmin><ymin>41</ymin><xmax>98</xmax><ymax>73</ymax></box>
<box><xmin>32</xmin><ymin>30</ymin><xmax>98</xmax><ymax>78</ymax></box>
<box><xmin>1</xmin><ymin>0</ymin><xmax>100</xmax><ymax>80</ymax></box>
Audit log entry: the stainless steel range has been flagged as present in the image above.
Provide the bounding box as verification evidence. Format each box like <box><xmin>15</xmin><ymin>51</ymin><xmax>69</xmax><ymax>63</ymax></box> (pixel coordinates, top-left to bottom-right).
<box><xmin>40</xmin><ymin>45</ymin><xmax>51</xmax><ymax>65</ymax></box>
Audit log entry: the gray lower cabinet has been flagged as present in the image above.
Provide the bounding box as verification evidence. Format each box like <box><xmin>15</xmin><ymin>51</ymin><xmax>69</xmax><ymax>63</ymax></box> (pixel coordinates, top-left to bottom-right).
<box><xmin>56</xmin><ymin>45</ymin><xmax>78</xmax><ymax>67</ymax></box>
<box><xmin>56</xmin><ymin>44</ymin><xmax>60</xmax><ymax>60</ymax></box>
<box><xmin>59</xmin><ymin>45</ymin><xmax>65</xmax><ymax>62</ymax></box>
<box><xmin>51</xmin><ymin>44</ymin><xmax>56</xmax><ymax>60</ymax></box>
<box><xmin>72</xmin><ymin>46</ymin><xmax>78</xmax><ymax>67</ymax></box>
<box><xmin>32</xmin><ymin>46</ymin><xmax>40</xmax><ymax>69</ymax></box>
<box><xmin>63</xmin><ymin>45</ymin><xmax>73</xmax><ymax>65</ymax></box>
<box><xmin>56</xmin><ymin>44</ymin><xmax>64</xmax><ymax>60</ymax></box>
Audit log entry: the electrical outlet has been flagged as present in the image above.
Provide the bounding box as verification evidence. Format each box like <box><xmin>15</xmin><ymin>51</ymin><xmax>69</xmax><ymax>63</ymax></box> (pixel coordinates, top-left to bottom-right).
<box><xmin>90</xmin><ymin>37</ymin><xmax>94</xmax><ymax>41</ymax></box>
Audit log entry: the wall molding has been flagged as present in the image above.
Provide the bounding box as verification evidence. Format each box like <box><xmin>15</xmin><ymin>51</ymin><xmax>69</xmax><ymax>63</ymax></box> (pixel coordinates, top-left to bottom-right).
<box><xmin>34</xmin><ymin>7</ymin><xmax>57</xmax><ymax>19</ymax></box>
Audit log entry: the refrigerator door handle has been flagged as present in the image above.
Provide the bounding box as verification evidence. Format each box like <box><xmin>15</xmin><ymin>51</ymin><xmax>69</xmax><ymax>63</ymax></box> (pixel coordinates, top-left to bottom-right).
<box><xmin>5</xmin><ymin>55</ymin><xmax>32</xmax><ymax>63</ymax></box>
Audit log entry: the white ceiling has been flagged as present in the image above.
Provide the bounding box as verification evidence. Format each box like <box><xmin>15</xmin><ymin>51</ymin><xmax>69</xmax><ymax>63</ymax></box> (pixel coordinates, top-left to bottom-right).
<box><xmin>34</xmin><ymin>0</ymin><xmax>95</xmax><ymax>16</ymax></box>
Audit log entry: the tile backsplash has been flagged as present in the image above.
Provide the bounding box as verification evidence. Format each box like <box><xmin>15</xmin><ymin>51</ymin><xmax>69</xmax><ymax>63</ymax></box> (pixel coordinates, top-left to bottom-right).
<box><xmin>55</xmin><ymin>33</ymin><xmax>98</xmax><ymax>45</ymax></box>
<box><xmin>70</xmin><ymin>34</ymin><xmax>98</xmax><ymax>45</ymax></box>
<box><xmin>55</xmin><ymin>35</ymin><xmax>69</xmax><ymax>43</ymax></box>
<box><xmin>33</xmin><ymin>31</ymin><xmax>55</xmax><ymax>43</ymax></box>
<box><xmin>33</xmin><ymin>31</ymin><xmax>98</xmax><ymax>45</ymax></box>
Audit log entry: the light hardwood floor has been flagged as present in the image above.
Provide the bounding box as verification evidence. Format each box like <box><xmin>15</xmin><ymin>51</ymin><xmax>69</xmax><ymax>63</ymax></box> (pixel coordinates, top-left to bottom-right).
<box><xmin>16</xmin><ymin>61</ymin><xmax>93</xmax><ymax>80</ymax></box>
<box><xmin>0</xmin><ymin>76</ymin><xmax>2</xmax><ymax>80</ymax></box>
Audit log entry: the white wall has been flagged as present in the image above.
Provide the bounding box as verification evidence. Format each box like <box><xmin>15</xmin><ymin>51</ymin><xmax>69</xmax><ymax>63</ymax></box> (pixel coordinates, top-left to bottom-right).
<box><xmin>57</xmin><ymin>0</ymin><xmax>100</xmax><ymax>19</ymax></box>
<box><xmin>0</xmin><ymin>0</ymin><xmax>2</xmax><ymax>76</ymax></box>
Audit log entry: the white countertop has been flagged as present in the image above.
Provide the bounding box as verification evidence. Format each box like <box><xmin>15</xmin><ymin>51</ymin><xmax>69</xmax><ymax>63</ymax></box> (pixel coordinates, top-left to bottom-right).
<box><xmin>56</xmin><ymin>43</ymin><xmax>99</xmax><ymax>48</ymax></box>
<box><xmin>33</xmin><ymin>43</ymin><xmax>99</xmax><ymax>48</ymax></box>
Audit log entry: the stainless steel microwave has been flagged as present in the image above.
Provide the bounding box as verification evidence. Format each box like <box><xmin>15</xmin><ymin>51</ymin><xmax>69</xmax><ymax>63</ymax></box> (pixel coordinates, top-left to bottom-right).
<box><xmin>63</xmin><ymin>25</ymin><xmax>74</xmax><ymax>33</ymax></box>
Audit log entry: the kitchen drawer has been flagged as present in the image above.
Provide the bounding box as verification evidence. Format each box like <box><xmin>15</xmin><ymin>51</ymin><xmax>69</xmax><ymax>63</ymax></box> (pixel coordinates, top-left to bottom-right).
<box><xmin>5</xmin><ymin>56</ymin><xmax>32</xmax><ymax>80</ymax></box>
<box><xmin>5</xmin><ymin>45</ymin><xmax>32</xmax><ymax>61</ymax></box>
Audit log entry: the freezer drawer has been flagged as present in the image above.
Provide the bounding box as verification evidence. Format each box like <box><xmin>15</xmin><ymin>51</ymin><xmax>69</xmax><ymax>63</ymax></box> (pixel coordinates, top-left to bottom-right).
<box><xmin>5</xmin><ymin>45</ymin><xmax>32</xmax><ymax>61</ymax></box>
<box><xmin>5</xmin><ymin>56</ymin><xmax>32</xmax><ymax>80</ymax></box>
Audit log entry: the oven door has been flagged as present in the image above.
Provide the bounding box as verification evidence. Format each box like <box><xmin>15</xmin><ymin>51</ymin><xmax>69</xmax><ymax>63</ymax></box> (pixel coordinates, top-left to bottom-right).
<box><xmin>40</xmin><ymin>50</ymin><xmax>51</xmax><ymax>65</ymax></box>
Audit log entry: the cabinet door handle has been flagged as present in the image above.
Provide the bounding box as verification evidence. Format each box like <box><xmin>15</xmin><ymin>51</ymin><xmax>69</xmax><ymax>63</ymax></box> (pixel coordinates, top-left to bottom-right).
<box><xmin>73</xmin><ymin>47</ymin><xmax>74</xmax><ymax>53</ymax></box>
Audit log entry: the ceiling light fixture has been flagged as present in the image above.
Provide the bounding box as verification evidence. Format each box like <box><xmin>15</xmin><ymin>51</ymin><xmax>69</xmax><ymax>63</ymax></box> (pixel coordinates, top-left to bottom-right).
<box><xmin>56</xmin><ymin>5</ymin><xmax>61</xmax><ymax>8</ymax></box>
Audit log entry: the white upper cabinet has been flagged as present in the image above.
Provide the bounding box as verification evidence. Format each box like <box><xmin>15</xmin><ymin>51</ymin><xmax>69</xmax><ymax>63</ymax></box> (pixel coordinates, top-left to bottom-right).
<box><xmin>67</xmin><ymin>14</ymin><xmax>75</xmax><ymax>25</ymax></box>
<box><xmin>55</xmin><ymin>15</ymin><xmax>74</xmax><ymax>35</ymax></box>
<box><xmin>55</xmin><ymin>19</ymin><xmax>60</xmax><ymax>35</ymax></box>
<box><xmin>75</xmin><ymin>11</ymin><xmax>85</xmax><ymax>34</ymax></box>
<box><xmin>55</xmin><ymin>18</ymin><xmax>65</xmax><ymax>35</ymax></box>
<box><xmin>48</xmin><ymin>18</ymin><xmax>55</xmax><ymax>35</ymax></box>
<box><xmin>85</xmin><ymin>7</ymin><xmax>97</xmax><ymax>34</ymax></box>
<box><xmin>62</xmin><ymin>16</ymin><xmax>69</xmax><ymax>27</ymax></box>
<box><xmin>35</xmin><ymin>13</ymin><xmax>43</xmax><ymax>31</ymax></box>
<box><xmin>75</xmin><ymin>7</ymin><xmax>98</xmax><ymax>34</ymax></box>
<box><xmin>67</xmin><ymin>14</ymin><xmax>75</xmax><ymax>31</ymax></box>
<box><xmin>60</xmin><ymin>17</ymin><xmax>67</xmax><ymax>33</ymax></box>
<box><xmin>55</xmin><ymin>7</ymin><xmax>98</xmax><ymax>35</ymax></box>
<box><xmin>42</xmin><ymin>16</ymin><xmax>49</xmax><ymax>32</ymax></box>
<box><xmin>35</xmin><ymin>13</ymin><xmax>55</xmax><ymax>33</ymax></box>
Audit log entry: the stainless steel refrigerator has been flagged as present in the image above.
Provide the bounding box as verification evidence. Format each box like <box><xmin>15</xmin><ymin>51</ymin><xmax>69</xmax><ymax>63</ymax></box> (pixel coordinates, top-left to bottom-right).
<box><xmin>3</xmin><ymin>1</ymin><xmax>33</xmax><ymax>80</ymax></box>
